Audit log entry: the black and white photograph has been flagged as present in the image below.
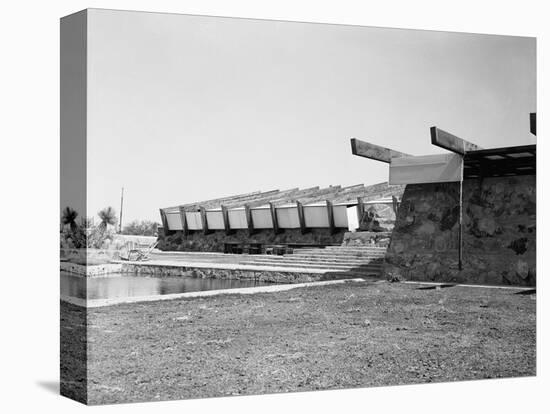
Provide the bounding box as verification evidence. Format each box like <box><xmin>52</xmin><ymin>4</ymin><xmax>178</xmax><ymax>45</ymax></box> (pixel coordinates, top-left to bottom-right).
<box><xmin>58</xmin><ymin>8</ymin><xmax>537</xmax><ymax>405</ymax></box>
<box><xmin>1</xmin><ymin>1</ymin><xmax>547</xmax><ymax>412</ymax></box>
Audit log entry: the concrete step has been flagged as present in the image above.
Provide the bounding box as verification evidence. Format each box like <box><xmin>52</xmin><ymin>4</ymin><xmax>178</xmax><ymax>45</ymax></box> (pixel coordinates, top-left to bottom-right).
<box><xmin>294</xmin><ymin>248</ymin><xmax>387</xmax><ymax>254</ymax></box>
<box><xmin>240</xmin><ymin>260</ymin><xmax>383</xmax><ymax>271</ymax></box>
<box><xmin>284</xmin><ymin>251</ymin><xmax>386</xmax><ymax>257</ymax></box>
<box><xmin>288</xmin><ymin>254</ymin><xmax>385</xmax><ymax>260</ymax></box>
<box><xmin>154</xmin><ymin>252</ymin><xmax>230</xmax><ymax>258</ymax></box>
<box><xmin>294</xmin><ymin>247</ymin><xmax>388</xmax><ymax>252</ymax></box>
<box><xmin>153</xmin><ymin>250</ymin><xmax>388</xmax><ymax>262</ymax></box>
<box><xmin>249</xmin><ymin>256</ymin><xmax>383</xmax><ymax>265</ymax></box>
<box><xmin>278</xmin><ymin>257</ymin><xmax>384</xmax><ymax>264</ymax></box>
<box><xmin>324</xmin><ymin>246</ymin><xmax>388</xmax><ymax>251</ymax></box>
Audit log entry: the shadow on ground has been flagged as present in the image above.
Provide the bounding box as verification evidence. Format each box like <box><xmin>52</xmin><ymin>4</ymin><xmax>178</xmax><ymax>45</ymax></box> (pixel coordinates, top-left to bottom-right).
<box><xmin>36</xmin><ymin>380</ymin><xmax>59</xmax><ymax>394</ymax></box>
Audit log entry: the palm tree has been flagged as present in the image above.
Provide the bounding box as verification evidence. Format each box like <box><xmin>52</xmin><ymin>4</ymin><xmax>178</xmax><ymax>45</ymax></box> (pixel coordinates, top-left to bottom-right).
<box><xmin>81</xmin><ymin>216</ymin><xmax>94</xmax><ymax>229</ymax></box>
<box><xmin>97</xmin><ymin>207</ymin><xmax>117</xmax><ymax>232</ymax></box>
<box><xmin>61</xmin><ymin>207</ymin><xmax>79</xmax><ymax>232</ymax></box>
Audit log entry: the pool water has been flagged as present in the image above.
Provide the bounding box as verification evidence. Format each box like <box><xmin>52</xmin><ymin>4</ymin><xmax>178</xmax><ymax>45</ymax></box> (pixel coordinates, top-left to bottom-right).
<box><xmin>61</xmin><ymin>272</ymin><xmax>276</xmax><ymax>300</ymax></box>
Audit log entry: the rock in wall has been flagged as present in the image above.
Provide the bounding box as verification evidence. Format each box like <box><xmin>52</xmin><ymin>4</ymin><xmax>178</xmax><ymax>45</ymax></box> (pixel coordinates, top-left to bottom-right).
<box><xmin>384</xmin><ymin>175</ymin><xmax>536</xmax><ymax>286</ymax></box>
<box><xmin>342</xmin><ymin>231</ymin><xmax>392</xmax><ymax>247</ymax></box>
<box><xmin>358</xmin><ymin>203</ymin><xmax>398</xmax><ymax>232</ymax></box>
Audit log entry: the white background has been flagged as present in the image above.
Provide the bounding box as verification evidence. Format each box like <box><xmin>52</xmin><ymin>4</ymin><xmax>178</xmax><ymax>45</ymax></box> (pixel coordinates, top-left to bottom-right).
<box><xmin>0</xmin><ymin>0</ymin><xmax>547</xmax><ymax>412</ymax></box>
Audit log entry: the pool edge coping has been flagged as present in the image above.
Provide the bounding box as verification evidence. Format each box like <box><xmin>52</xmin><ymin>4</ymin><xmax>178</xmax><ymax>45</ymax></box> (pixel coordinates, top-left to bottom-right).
<box><xmin>61</xmin><ymin>278</ymin><xmax>367</xmax><ymax>308</ymax></box>
<box><xmin>60</xmin><ymin>278</ymin><xmax>535</xmax><ymax>309</ymax></box>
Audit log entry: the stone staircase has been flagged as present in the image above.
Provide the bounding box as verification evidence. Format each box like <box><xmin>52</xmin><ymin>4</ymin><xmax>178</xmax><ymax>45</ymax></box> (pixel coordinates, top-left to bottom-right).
<box><xmin>152</xmin><ymin>232</ymin><xmax>391</xmax><ymax>278</ymax></box>
<box><xmin>239</xmin><ymin>245</ymin><xmax>388</xmax><ymax>277</ymax></box>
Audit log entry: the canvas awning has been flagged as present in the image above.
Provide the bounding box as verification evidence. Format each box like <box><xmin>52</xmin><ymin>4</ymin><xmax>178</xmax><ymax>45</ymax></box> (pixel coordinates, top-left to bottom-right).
<box><xmin>389</xmin><ymin>153</ymin><xmax>463</xmax><ymax>185</ymax></box>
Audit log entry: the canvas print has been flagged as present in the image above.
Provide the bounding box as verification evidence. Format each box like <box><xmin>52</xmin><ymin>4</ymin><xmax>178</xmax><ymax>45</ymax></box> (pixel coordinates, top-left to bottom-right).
<box><xmin>60</xmin><ymin>8</ymin><xmax>536</xmax><ymax>405</ymax></box>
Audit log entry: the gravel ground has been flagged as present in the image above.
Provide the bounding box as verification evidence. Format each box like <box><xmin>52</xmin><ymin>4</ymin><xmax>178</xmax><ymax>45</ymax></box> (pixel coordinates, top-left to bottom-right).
<box><xmin>61</xmin><ymin>280</ymin><xmax>536</xmax><ymax>405</ymax></box>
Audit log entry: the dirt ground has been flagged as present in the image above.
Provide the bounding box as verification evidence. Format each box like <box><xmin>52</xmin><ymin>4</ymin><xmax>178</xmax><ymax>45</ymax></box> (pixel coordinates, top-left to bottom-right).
<box><xmin>61</xmin><ymin>280</ymin><xmax>536</xmax><ymax>405</ymax></box>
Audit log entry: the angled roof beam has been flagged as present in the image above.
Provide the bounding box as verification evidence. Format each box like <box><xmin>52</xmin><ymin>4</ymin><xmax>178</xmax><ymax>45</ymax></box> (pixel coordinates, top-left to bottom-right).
<box><xmin>430</xmin><ymin>127</ymin><xmax>483</xmax><ymax>155</ymax></box>
<box><xmin>164</xmin><ymin>190</ymin><xmax>263</xmax><ymax>211</ymax></box>
<box><xmin>238</xmin><ymin>187</ymin><xmax>302</xmax><ymax>209</ymax></box>
<box><xmin>268</xmin><ymin>186</ymin><xmax>322</xmax><ymax>207</ymax></box>
<box><xmin>350</xmin><ymin>138</ymin><xmax>410</xmax><ymax>163</ymax></box>
<box><xmin>298</xmin><ymin>186</ymin><xmax>343</xmax><ymax>204</ymax></box>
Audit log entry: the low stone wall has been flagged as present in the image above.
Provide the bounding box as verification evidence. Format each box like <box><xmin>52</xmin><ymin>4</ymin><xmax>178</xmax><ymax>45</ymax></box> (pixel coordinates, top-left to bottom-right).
<box><xmin>342</xmin><ymin>231</ymin><xmax>392</xmax><ymax>247</ymax></box>
<box><xmin>60</xmin><ymin>248</ymin><xmax>121</xmax><ymax>264</ymax></box>
<box><xmin>384</xmin><ymin>176</ymin><xmax>536</xmax><ymax>286</ymax></box>
<box><xmin>60</xmin><ymin>262</ymin><xmax>125</xmax><ymax>276</ymax></box>
<box><xmin>123</xmin><ymin>263</ymin><xmax>333</xmax><ymax>284</ymax></box>
<box><xmin>60</xmin><ymin>261</ymin><xmax>348</xmax><ymax>283</ymax></box>
<box><xmin>158</xmin><ymin>228</ymin><xmax>346</xmax><ymax>252</ymax></box>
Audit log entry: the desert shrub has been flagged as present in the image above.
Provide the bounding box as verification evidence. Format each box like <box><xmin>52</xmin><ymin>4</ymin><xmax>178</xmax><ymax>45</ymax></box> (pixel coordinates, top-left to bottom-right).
<box><xmin>122</xmin><ymin>220</ymin><xmax>159</xmax><ymax>236</ymax></box>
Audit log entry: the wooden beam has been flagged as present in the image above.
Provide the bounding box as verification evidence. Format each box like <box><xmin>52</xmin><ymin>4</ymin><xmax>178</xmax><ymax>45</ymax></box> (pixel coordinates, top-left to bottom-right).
<box><xmin>221</xmin><ymin>205</ymin><xmax>231</xmax><ymax>236</ymax></box>
<box><xmin>179</xmin><ymin>206</ymin><xmax>188</xmax><ymax>236</ymax></box>
<box><xmin>326</xmin><ymin>200</ymin><xmax>336</xmax><ymax>235</ymax></box>
<box><xmin>350</xmin><ymin>138</ymin><xmax>410</xmax><ymax>163</ymax></box>
<box><xmin>430</xmin><ymin>127</ymin><xmax>483</xmax><ymax>155</ymax></box>
<box><xmin>296</xmin><ymin>201</ymin><xmax>306</xmax><ymax>234</ymax></box>
<box><xmin>392</xmin><ymin>196</ymin><xmax>399</xmax><ymax>216</ymax></box>
<box><xmin>356</xmin><ymin>197</ymin><xmax>364</xmax><ymax>225</ymax></box>
<box><xmin>458</xmin><ymin>168</ymin><xmax>464</xmax><ymax>271</ymax></box>
<box><xmin>244</xmin><ymin>204</ymin><xmax>254</xmax><ymax>236</ymax></box>
<box><xmin>159</xmin><ymin>208</ymin><xmax>171</xmax><ymax>236</ymax></box>
<box><xmin>530</xmin><ymin>113</ymin><xmax>536</xmax><ymax>135</ymax></box>
<box><xmin>199</xmin><ymin>206</ymin><xmax>209</xmax><ymax>235</ymax></box>
<box><xmin>429</xmin><ymin>126</ymin><xmax>481</xmax><ymax>268</ymax></box>
<box><xmin>269</xmin><ymin>202</ymin><xmax>280</xmax><ymax>235</ymax></box>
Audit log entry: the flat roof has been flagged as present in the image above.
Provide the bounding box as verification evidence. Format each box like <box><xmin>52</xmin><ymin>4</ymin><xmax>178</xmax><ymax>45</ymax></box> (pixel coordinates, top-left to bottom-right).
<box><xmin>463</xmin><ymin>144</ymin><xmax>536</xmax><ymax>178</ymax></box>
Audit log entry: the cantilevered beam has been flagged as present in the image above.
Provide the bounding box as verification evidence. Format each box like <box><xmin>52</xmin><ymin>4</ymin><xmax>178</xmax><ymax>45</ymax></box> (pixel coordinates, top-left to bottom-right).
<box><xmin>392</xmin><ymin>196</ymin><xmax>399</xmax><ymax>216</ymax></box>
<box><xmin>179</xmin><ymin>206</ymin><xmax>189</xmax><ymax>236</ymax></box>
<box><xmin>199</xmin><ymin>206</ymin><xmax>209</xmax><ymax>235</ymax></box>
<box><xmin>350</xmin><ymin>138</ymin><xmax>410</xmax><ymax>163</ymax></box>
<box><xmin>430</xmin><ymin>127</ymin><xmax>483</xmax><ymax>155</ymax></box>
<box><xmin>429</xmin><ymin>127</ymin><xmax>482</xmax><ymax>272</ymax></box>
<box><xmin>221</xmin><ymin>205</ymin><xmax>231</xmax><ymax>236</ymax></box>
<box><xmin>269</xmin><ymin>202</ymin><xmax>280</xmax><ymax>235</ymax></box>
<box><xmin>356</xmin><ymin>197</ymin><xmax>364</xmax><ymax>225</ymax></box>
<box><xmin>159</xmin><ymin>208</ymin><xmax>171</xmax><ymax>236</ymax></box>
<box><xmin>296</xmin><ymin>201</ymin><xmax>307</xmax><ymax>234</ymax></box>
<box><xmin>326</xmin><ymin>200</ymin><xmax>336</xmax><ymax>235</ymax></box>
<box><xmin>244</xmin><ymin>204</ymin><xmax>254</xmax><ymax>236</ymax></box>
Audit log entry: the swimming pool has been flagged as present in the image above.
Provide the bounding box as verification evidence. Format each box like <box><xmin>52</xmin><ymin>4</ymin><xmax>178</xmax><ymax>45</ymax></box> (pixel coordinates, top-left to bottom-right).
<box><xmin>60</xmin><ymin>271</ymin><xmax>277</xmax><ymax>300</ymax></box>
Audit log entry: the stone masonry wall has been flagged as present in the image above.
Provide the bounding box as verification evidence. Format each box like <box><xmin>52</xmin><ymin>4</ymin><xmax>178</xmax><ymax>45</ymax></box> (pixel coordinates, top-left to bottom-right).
<box><xmin>384</xmin><ymin>175</ymin><xmax>536</xmax><ymax>286</ymax></box>
<box><xmin>124</xmin><ymin>264</ymin><xmax>332</xmax><ymax>283</ymax></box>
<box><xmin>158</xmin><ymin>228</ymin><xmax>346</xmax><ymax>252</ymax></box>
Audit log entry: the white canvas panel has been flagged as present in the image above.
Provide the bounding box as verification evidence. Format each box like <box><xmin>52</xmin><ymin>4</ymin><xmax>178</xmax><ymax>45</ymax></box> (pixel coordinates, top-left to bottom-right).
<box><xmin>277</xmin><ymin>206</ymin><xmax>300</xmax><ymax>228</ymax></box>
<box><xmin>389</xmin><ymin>153</ymin><xmax>462</xmax><ymax>184</ymax></box>
<box><xmin>304</xmin><ymin>205</ymin><xmax>329</xmax><ymax>228</ymax></box>
<box><xmin>165</xmin><ymin>212</ymin><xmax>182</xmax><ymax>230</ymax></box>
<box><xmin>228</xmin><ymin>209</ymin><xmax>248</xmax><ymax>229</ymax></box>
<box><xmin>334</xmin><ymin>205</ymin><xmax>349</xmax><ymax>228</ymax></box>
<box><xmin>345</xmin><ymin>206</ymin><xmax>359</xmax><ymax>231</ymax></box>
<box><xmin>186</xmin><ymin>212</ymin><xmax>202</xmax><ymax>230</ymax></box>
<box><xmin>251</xmin><ymin>208</ymin><xmax>272</xmax><ymax>229</ymax></box>
<box><xmin>205</xmin><ymin>210</ymin><xmax>224</xmax><ymax>230</ymax></box>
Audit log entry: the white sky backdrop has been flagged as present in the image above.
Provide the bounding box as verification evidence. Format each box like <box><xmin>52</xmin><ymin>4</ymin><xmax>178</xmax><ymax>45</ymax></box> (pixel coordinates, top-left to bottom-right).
<box><xmin>86</xmin><ymin>8</ymin><xmax>535</xmax><ymax>224</ymax></box>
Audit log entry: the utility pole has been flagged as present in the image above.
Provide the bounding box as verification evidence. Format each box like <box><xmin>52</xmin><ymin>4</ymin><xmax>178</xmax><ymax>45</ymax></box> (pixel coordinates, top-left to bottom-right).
<box><xmin>119</xmin><ymin>186</ymin><xmax>124</xmax><ymax>233</ymax></box>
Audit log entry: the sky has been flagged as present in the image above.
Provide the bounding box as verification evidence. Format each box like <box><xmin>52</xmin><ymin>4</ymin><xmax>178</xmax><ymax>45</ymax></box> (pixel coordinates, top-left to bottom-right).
<box><xmin>85</xmin><ymin>8</ymin><xmax>536</xmax><ymax>224</ymax></box>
